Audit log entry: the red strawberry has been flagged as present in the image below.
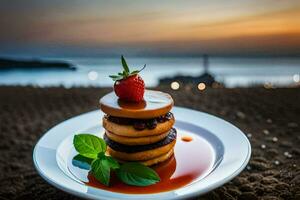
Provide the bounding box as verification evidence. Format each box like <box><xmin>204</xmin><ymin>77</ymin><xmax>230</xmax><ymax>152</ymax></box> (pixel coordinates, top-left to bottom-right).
<box><xmin>109</xmin><ymin>56</ymin><xmax>146</xmax><ymax>102</ymax></box>
<box><xmin>114</xmin><ymin>74</ymin><xmax>145</xmax><ymax>102</ymax></box>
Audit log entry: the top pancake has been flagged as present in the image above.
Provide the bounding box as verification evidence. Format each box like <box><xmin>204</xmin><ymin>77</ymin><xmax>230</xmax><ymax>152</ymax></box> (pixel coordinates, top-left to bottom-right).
<box><xmin>99</xmin><ymin>90</ymin><xmax>174</xmax><ymax>119</ymax></box>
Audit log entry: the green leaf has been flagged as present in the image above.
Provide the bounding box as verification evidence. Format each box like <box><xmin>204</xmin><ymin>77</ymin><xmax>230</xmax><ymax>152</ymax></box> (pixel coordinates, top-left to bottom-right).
<box><xmin>97</xmin><ymin>153</ymin><xmax>120</xmax><ymax>170</ymax></box>
<box><xmin>97</xmin><ymin>152</ymin><xmax>106</xmax><ymax>159</ymax></box>
<box><xmin>73</xmin><ymin>134</ymin><xmax>106</xmax><ymax>159</ymax></box>
<box><xmin>130</xmin><ymin>64</ymin><xmax>146</xmax><ymax>76</ymax></box>
<box><xmin>109</xmin><ymin>75</ymin><xmax>123</xmax><ymax>81</ymax></box>
<box><xmin>72</xmin><ymin>154</ymin><xmax>93</xmax><ymax>170</ymax></box>
<box><xmin>91</xmin><ymin>158</ymin><xmax>111</xmax><ymax>186</ymax></box>
<box><xmin>139</xmin><ymin>64</ymin><xmax>146</xmax><ymax>72</ymax></box>
<box><xmin>116</xmin><ymin>162</ymin><xmax>160</xmax><ymax>186</ymax></box>
<box><xmin>130</xmin><ymin>70</ymin><xmax>140</xmax><ymax>75</ymax></box>
<box><xmin>121</xmin><ymin>55</ymin><xmax>130</xmax><ymax>74</ymax></box>
<box><xmin>105</xmin><ymin>156</ymin><xmax>120</xmax><ymax>170</ymax></box>
<box><xmin>109</xmin><ymin>56</ymin><xmax>146</xmax><ymax>81</ymax></box>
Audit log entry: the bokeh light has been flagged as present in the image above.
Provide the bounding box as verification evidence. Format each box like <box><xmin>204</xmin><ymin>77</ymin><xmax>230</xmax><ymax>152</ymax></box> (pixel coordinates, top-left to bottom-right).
<box><xmin>171</xmin><ymin>81</ymin><xmax>180</xmax><ymax>90</ymax></box>
<box><xmin>264</xmin><ymin>82</ymin><xmax>273</xmax><ymax>89</ymax></box>
<box><xmin>293</xmin><ymin>74</ymin><xmax>300</xmax><ymax>82</ymax></box>
<box><xmin>88</xmin><ymin>71</ymin><xmax>98</xmax><ymax>81</ymax></box>
<box><xmin>197</xmin><ymin>82</ymin><xmax>206</xmax><ymax>91</ymax></box>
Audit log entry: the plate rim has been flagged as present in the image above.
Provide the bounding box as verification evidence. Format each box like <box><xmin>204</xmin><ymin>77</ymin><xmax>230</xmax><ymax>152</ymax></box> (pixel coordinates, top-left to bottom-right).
<box><xmin>33</xmin><ymin>106</ymin><xmax>251</xmax><ymax>200</ymax></box>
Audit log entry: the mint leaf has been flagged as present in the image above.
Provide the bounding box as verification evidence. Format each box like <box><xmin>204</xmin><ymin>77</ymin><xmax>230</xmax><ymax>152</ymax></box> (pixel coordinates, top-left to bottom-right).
<box><xmin>72</xmin><ymin>154</ymin><xmax>93</xmax><ymax>170</ymax></box>
<box><xmin>105</xmin><ymin>156</ymin><xmax>120</xmax><ymax>170</ymax></box>
<box><xmin>73</xmin><ymin>134</ymin><xmax>106</xmax><ymax>159</ymax></box>
<box><xmin>97</xmin><ymin>152</ymin><xmax>106</xmax><ymax>159</ymax></box>
<box><xmin>121</xmin><ymin>55</ymin><xmax>130</xmax><ymax>74</ymax></box>
<box><xmin>116</xmin><ymin>162</ymin><xmax>160</xmax><ymax>186</ymax></box>
<box><xmin>97</xmin><ymin>153</ymin><xmax>120</xmax><ymax>170</ymax></box>
<box><xmin>91</xmin><ymin>158</ymin><xmax>111</xmax><ymax>186</ymax></box>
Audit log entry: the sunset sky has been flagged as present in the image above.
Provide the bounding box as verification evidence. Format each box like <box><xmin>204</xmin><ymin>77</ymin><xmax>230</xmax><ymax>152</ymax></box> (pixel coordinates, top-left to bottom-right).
<box><xmin>0</xmin><ymin>0</ymin><xmax>300</xmax><ymax>57</ymax></box>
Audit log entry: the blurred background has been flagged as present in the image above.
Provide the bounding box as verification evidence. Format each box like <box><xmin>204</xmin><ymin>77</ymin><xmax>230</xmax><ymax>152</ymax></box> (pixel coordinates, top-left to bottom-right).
<box><xmin>0</xmin><ymin>0</ymin><xmax>299</xmax><ymax>89</ymax></box>
<box><xmin>1</xmin><ymin>2</ymin><xmax>300</xmax><ymax>200</ymax></box>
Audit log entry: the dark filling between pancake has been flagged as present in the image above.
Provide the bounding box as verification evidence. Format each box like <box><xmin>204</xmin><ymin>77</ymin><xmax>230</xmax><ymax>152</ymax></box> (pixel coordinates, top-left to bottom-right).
<box><xmin>105</xmin><ymin>112</ymin><xmax>173</xmax><ymax>130</ymax></box>
<box><xmin>104</xmin><ymin>128</ymin><xmax>177</xmax><ymax>153</ymax></box>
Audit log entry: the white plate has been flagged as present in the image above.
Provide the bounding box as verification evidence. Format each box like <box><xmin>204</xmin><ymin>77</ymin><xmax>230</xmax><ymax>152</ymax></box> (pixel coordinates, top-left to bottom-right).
<box><xmin>33</xmin><ymin>107</ymin><xmax>251</xmax><ymax>200</ymax></box>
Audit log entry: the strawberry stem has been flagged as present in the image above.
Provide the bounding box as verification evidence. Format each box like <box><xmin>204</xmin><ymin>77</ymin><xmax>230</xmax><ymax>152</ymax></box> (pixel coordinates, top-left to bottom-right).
<box><xmin>109</xmin><ymin>56</ymin><xmax>146</xmax><ymax>81</ymax></box>
<box><xmin>121</xmin><ymin>55</ymin><xmax>130</xmax><ymax>75</ymax></box>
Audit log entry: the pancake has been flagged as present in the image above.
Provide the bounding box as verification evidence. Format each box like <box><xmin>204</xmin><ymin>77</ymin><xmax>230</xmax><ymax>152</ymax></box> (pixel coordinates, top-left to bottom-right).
<box><xmin>105</xmin><ymin>130</ymin><xmax>170</xmax><ymax>145</ymax></box>
<box><xmin>103</xmin><ymin>128</ymin><xmax>177</xmax><ymax>153</ymax></box>
<box><xmin>116</xmin><ymin>149</ymin><xmax>174</xmax><ymax>166</ymax></box>
<box><xmin>102</xmin><ymin>115</ymin><xmax>175</xmax><ymax>137</ymax></box>
<box><xmin>99</xmin><ymin>90</ymin><xmax>174</xmax><ymax>119</ymax></box>
<box><xmin>141</xmin><ymin>148</ymin><xmax>174</xmax><ymax>166</ymax></box>
<box><xmin>106</xmin><ymin>140</ymin><xmax>176</xmax><ymax>161</ymax></box>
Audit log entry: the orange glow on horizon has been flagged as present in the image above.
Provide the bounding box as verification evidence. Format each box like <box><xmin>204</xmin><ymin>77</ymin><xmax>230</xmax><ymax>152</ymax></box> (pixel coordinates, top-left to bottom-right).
<box><xmin>30</xmin><ymin>7</ymin><xmax>300</xmax><ymax>46</ymax></box>
<box><xmin>1</xmin><ymin>1</ymin><xmax>300</xmax><ymax>55</ymax></box>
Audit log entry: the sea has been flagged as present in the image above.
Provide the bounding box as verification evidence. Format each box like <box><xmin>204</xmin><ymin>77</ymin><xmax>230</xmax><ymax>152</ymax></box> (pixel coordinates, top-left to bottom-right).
<box><xmin>0</xmin><ymin>57</ymin><xmax>299</xmax><ymax>88</ymax></box>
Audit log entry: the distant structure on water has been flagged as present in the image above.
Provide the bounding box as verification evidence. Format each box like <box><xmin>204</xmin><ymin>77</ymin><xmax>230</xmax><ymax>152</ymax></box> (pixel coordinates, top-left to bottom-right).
<box><xmin>159</xmin><ymin>54</ymin><xmax>222</xmax><ymax>88</ymax></box>
<box><xmin>0</xmin><ymin>58</ymin><xmax>76</xmax><ymax>70</ymax></box>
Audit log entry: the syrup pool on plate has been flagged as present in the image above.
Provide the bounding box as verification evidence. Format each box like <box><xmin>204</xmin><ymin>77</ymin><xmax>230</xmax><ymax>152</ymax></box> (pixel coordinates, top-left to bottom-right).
<box><xmin>68</xmin><ymin>130</ymin><xmax>215</xmax><ymax>194</ymax></box>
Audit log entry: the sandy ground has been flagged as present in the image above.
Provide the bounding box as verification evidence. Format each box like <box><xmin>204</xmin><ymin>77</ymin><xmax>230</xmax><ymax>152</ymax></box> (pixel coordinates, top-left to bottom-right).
<box><xmin>0</xmin><ymin>86</ymin><xmax>299</xmax><ymax>200</ymax></box>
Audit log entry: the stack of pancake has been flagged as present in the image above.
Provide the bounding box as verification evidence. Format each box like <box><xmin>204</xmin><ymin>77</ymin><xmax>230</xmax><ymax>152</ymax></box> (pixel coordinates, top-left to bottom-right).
<box><xmin>100</xmin><ymin>90</ymin><xmax>176</xmax><ymax>166</ymax></box>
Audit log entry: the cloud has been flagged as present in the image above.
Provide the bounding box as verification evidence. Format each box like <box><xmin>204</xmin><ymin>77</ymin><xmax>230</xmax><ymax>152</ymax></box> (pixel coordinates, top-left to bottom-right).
<box><xmin>0</xmin><ymin>0</ymin><xmax>300</xmax><ymax>56</ymax></box>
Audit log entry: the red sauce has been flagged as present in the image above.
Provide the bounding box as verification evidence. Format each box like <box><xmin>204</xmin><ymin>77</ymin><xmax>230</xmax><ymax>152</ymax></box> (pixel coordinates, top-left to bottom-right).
<box><xmin>181</xmin><ymin>136</ymin><xmax>193</xmax><ymax>142</ymax></box>
<box><xmin>69</xmin><ymin>132</ymin><xmax>215</xmax><ymax>194</ymax></box>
